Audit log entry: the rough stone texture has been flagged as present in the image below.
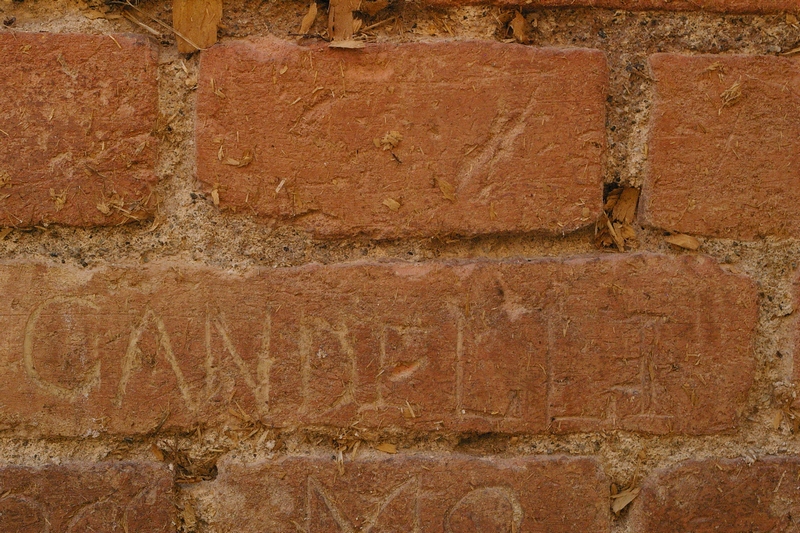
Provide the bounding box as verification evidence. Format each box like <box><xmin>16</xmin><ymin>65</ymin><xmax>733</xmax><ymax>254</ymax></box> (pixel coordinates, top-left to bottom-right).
<box><xmin>641</xmin><ymin>53</ymin><xmax>800</xmax><ymax>240</ymax></box>
<box><xmin>0</xmin><ymin>462</ymin><xmax>174</xmax><ymax>533</ymax></box>
<box><xmin>430</xmin><ymin>0</ymin><xmax>796</xmax><ymax>12</ymax></box>
<box><xmin>191</xmin><ymin>453</ymin><xmax>609</xmax><ymax>532</ymax></box>
<box><xmin>0</xmin><ymin>253</ymin><xmax>755</xmax><ymax>436</ymax></box>
<box><xmin>0</xmin><ymin>33</ymin><xmax>159</xmax><ymax>228</ymax></box>
<box><xmin>630</xmin><ymin>457</ymin><xmax>800</xmax><ymax>532</ymax></box>
<box><xmin>196</xmin><ymin>38</ymin><xmax>606</xmax><ymax>238</ymax></box>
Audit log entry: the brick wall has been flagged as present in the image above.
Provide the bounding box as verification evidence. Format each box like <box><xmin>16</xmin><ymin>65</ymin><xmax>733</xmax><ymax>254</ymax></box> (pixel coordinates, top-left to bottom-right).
<box><xmin>0</xmin><ymin>0</ymin><xmax>798</xmax><ymax>531</ymax></box>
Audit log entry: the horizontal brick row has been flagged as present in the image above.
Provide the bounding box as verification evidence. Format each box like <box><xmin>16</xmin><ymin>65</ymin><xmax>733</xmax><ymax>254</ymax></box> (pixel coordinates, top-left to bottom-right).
<box><xmin>4</xmin><ymin>33</ymin><xmax>798</xmax><ymax>242</ymax></box>
<box><xmin>185</xmin><ymin>454</ymin><xmax>800</xmax><ymax>532</ymax></box>
<box><xmin>0</xmin><ymin>462</ymin><xmax>173</xmax><ymax>533</ymax></box>
<box><xmin>5</xmin><ymin>455</ymin><xmax>798</xmax><ymax>532</ymax></box>
<box><xmin>0</xmin><ymin>253</ymin><xmax>755</xmax><ymax>436</ymax></box>
<box><xmin>188</xmin><ymin>454</ymin><xmax>610</xmax><ymax>532</ymax></box>
<box><xmin>191</xmin><ymin>45</ymin><xmax>797</xmax><ymax>241</ymax></box>
<box><xmin>196</xmin><ymin>38</ymin><xmax>607</xmax><ymax>238</ymax></box>
<box><xmin>0</xmin><ymin>33</ymin><xmax>158</xmax><ymax>228</ymax></box>
<box><xmin>435</xmin><ymin>0</ymin><xmax>795</xmax><ymax>13</ymax></box>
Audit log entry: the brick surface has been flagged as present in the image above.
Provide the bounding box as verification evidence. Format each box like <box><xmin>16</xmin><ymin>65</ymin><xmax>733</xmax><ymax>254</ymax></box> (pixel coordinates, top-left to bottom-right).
<box><xmin>0</xmin><ymin>462</ymin><xmax>173</xmax><ymax>533</ymax></box>
<box><xmin>641</xmin><ymin>53</ymin><xmax>800</xmax><ymax>239</ymax></box>
<box><xmin>432</xmin><ymin>0</ymin><xmax>795</xmax><ymax>12</ymax></box>
<box><xmin>0</xmin><ymin>254</ymin><xmax>755</xmax><ymax>436</ymax></box>
<box><xmin>196</xmin><ymin>38</ymin><xmax>606</xmax><ymax>238</ymax></box>
<box><xmin>192</xmin><ymin>454</ymin><xmax>609</xmax><ymax>532</ymax></box>
<box><xmin>630</xmin><ymin>457</ymin><xmax>800</xmax><ymax>532</ymax></box>
<box><xmin>0</xmin><ymin>33</ymin><xmax>158</xmax><ymax>228</ymax></box>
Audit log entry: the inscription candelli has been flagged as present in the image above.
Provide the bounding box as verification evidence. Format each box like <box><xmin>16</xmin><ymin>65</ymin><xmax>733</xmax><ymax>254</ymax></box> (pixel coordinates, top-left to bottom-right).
<box><xmin>3</xmin><ymin>257</ymin><xmax>755</xmax><ymax>434</ymax></box>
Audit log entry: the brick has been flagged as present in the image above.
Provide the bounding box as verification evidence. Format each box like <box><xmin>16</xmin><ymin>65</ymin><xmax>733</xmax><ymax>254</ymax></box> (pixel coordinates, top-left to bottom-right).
<box><xmin>641</xmin><ymin>53</ymin><xmax>800</xmax><ymax>239</ymax></box>
<box><xmin>630</xmin><ymin>457</ymin><xmax>800</xmax><ymax>532</ymax></box>
<box><xmin>0</xmin><ymin>462</ymin><xmax>173</xmax><ymax>533</ymax></box>
<box><xmin>0</xmin><ymin>254</ymin><xmax>755</xmax><ymax>436</ymax></box>
<box><xmin>189</xmin><ymin>454</ymin><xmax>609</xmax><ymax>532</ymax></box>
<box><xmin>196</xmin><ymin>38</ymin><xmax>606</xmax><ymax>238</ymax></box>
<box><xmin>792</xmin><ymin>272</ymin><xmax>800</xmax><ymax>392</ymax></box>
<box><xmin>0</xmin><ymin>33</ymin><xmax>158</xmax><ymax>228</ymax></box>
<box><xmin>431</xmin><ymin>0</ymin><xmax>794</xmax><ymax>13</ymax></box>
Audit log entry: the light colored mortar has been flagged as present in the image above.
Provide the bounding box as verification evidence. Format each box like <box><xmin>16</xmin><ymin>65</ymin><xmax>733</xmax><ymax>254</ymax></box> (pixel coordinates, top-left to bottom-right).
<box><xmin>0</xmin><ymin>0</ymin><xmax>799</xmax><ymax>530</ymax></box>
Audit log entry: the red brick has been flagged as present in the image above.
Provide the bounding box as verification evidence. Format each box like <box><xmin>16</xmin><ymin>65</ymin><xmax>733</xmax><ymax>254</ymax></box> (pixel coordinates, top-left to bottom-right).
<box><xmin>431</xmin><ymin>0</ymin><xmax>794</xmax><ymax>13</ymax></box>
<box><xmin>0</xmin><ymin>462</ymin><xmax>173</xmax><ymax>533</ymax></box>
<box><xmin>190</xmin><ymin>454</ymin><xmax>609</xmax><ymax>532</ymax></box>
<box><xmin>196</xmin><ymin>38</ymin><xmax>606</xmax><ymax>238</ymax></box>
<box><xmin>0</xmin><ymin>254</ymin><xmax>755</xmax><ymax>436</ymax></box>
<box><xmin>792</xmin><ymin>273</ymin><xmax>800</xmax><ymax>391</ymax></box>
<box><xmin>641</xmin><ymin>53</ymin><xmax>800</xmax><ymax>239</ymax></box>
<box><xmin>0</xmin><ymin>33</ymin><xmax>158</xmax><ymax>228</ymax></box>
<box><xmin>630</xmin><ymin>457</ymin><xmax>800</xmax><ymax>532</ymax></box>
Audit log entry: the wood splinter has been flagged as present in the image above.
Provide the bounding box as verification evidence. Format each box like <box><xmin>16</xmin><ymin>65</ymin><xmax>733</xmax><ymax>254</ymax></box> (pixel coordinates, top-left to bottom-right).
<box><xmin>173</xmin><ymin>0</ymin><xmax>222</xmax><ymax>53</ymax></box>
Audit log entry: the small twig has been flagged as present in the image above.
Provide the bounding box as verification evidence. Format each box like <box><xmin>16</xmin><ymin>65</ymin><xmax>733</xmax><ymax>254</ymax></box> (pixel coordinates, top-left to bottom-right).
<box><xmin>122</xmin><ymin>10</ymin><xmax>161</xmax><ymax>37</ymax></box>
<box><xmin>107</xmin><ymin>34</ymin><xmax>123</xmax><ymax>49</ymax></box>
<box><xmin>114</xmin><ymin>0</ymin><xmax>206</xmax><ymax>50</ymax></box>
<box><xmin>361</xmin><ymin>16</ymin><xmax>395</xmax><ymax>33</ymax></box>
<box><xmin>629</xmin><ymin>66</ymin><xmax>655</xmax><ymax>82</ymax></box>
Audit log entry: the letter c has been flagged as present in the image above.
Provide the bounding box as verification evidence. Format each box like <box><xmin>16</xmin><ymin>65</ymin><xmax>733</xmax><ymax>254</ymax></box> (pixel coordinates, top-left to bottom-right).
<box><xmin>23</xmin><ymin>296</ymin><xmax>102</xmax><ymax>401</ymax></box>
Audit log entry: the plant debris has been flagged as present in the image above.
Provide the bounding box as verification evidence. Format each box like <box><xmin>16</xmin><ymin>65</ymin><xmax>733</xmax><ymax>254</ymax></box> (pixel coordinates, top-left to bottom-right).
<box><xmin>153</xmin><ymin>438</ymin><xmax>224</xmax><ymax>483</ymax></box>
<box><xmin>382</xmin><ymin>197</ymin><xmax>401</xmax><ymax>211</ymax></box>
<box><xmin>610</xmin><ymin>451</ymin><xmax>645</xmax><ymax>515</ymax></box>
<box><xmin>96</xmin><ymin>194</ymin><xmax>125</xmax><ymax>216</ymax></box>
<box><xmin>375</xmin><ymin>442</ymin><xmax>397</xmax><ymax>454</ymax></box>
<box><xmin>49</xmin><ymin>189</ymin><xmax>67</xmax><ymax>212</ymax></box>
<box><xmin>665</xmin><ymin>233</ymin><xmax>701</xmax><ymax>250</ymax></box>
<box><xmin>772</xmin><ymin>384</ymin><xmax>800</xmax><ymax>433</ymax></box>
<box><xmin>375</xmin><ymin>130</ymin><xmax>403</xmax><ymax>150</ymax></box>
<box><xmin>610</xmin><ymin>188</ymin><xmax>639</xmax><ymax>224</ymax></box>
<box><xmin>299</xmin><ymin>2</ymin><xmax>318</xmax><ymax>35</ymax></box>
<box><xmin>173</xmin><ymin>0</ymin><xmax>222</xmax><ymax>53</ymax></box>
<box><xmin>719</xmin><ymin>80</ymin><xmax>742</xmax><ymax>113</ymax></box>
<box><xmin>436</xmin><ymin>178</ymin><xmax>457</xmax><ymax>202</ymax></box>
<box><xmin>611</xmin><ymin>487</ymin><xmax>640</xmax><ymax>514</ymax></box>
<box><xmin>222</xmin><ymin>149</ymin><xmax>254</xmax><ymax>168</ymax></box>
<box><xmin>328</xmin><ymin>0</ymin><xmax>363</xmax><ymax>46</ymax></box>
<box><xmin>509</xmin><ymin>12</ymin><xmax>530</xmax><ymax>44</ymax></box>
<box><xmin>595</xmin><ymin>187</ymin><xmax>639</xmax><ymax>251</ymax></box>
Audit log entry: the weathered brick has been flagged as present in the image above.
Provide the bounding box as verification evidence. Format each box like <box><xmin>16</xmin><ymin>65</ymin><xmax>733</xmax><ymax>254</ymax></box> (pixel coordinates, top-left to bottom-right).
<box><xmin>188</xmin><ymin>454</ymin><xmax>609</xmax><ymax>532</ymax></box>
<box><xmin>0</xmin><ymin>33</ymin><xmax>158</xmax><ymax>227</ymax></box>
<box><xmin>0</xmin><ymin>254</ymin><xmax>755</xmax><ymax>436</ymax></box>
<box><xmin>196</xmin><ymin>38</ymin><xmax>606</xmax><ymax>238</ymax></box>
<box><xmin>431</xmin><ymin>0</ymin><xmax>794</xmax><ymax>13</ymax></box>
<box><xmin>641</xmin><ymin>53</ymin><xmax>800</xmax><ymax>239</ymax></box>
<box><xmin>630</xmin><ymin>457</ymin><xmax>800</xmax><ymax>532</ymax></box>
<box><xmin>0</xmin><ymin>462</ymin><xmax>173</xmax><ymax>533</ymax></box>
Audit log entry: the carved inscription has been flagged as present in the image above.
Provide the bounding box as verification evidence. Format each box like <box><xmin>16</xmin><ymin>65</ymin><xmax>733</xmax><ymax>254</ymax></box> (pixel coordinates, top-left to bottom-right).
<box><xmin>0</xmin><ymin>463</ymin><xmax>173</xmax><ymax>533</ymax></box>
<box><xmin>192</xmin><ymin>454</ymin><xmax>609</xmax><ymax>533</ymax></box>
<box><xmin>0</xmin><ymin>254</ymin><xmax>756</xmax><ymax>435</ymax></box>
